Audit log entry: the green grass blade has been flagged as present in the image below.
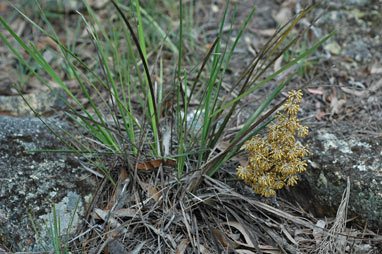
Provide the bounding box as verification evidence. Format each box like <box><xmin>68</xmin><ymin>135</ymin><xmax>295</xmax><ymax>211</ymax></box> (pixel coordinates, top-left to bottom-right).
<box><xmin>231</xmin><ymin>74</ymin><xmax>294</xmax><ymax>144</ymax></box>
<box><xmin>111</xmin><ymin>0</ymin><xmax>162</xmax><ymax>156</ymax></box>
<box><xmin>211</xmin><ymin>30</ymin><xmax>336</xmax><ymax>117</ymax></box>
<box><xmin>207</xmin><ymin>4</ymin><xmax>256</xmax><ymax>149</ymax></box>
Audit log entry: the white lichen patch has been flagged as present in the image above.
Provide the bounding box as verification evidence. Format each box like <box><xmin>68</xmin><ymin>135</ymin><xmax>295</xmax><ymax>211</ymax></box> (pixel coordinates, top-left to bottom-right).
<box><xmin>319</xmin><ymin>171</ymin><xmax>328</xmax><ymax>188</ymax></box>
<box><xmin>317</xmin><ymin>132</ymin><xmax>352</xmax><ymax>154</ymax></box>
<box><xmin>354</xmin><ymin>162</ymin><xmax>367</xmax><ymax>172</ymax></box>
<box><xmin>349</xmin><ymin>139</ymin><xmax>372</xmax><ymax>149</ymax></box>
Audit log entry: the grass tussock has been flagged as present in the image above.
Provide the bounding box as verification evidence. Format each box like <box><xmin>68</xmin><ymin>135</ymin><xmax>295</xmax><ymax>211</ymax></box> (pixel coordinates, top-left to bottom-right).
<box><xmin>1</xmin><ymin>0</ymin><xmax>381</xmax><ymax>253</ymax></box>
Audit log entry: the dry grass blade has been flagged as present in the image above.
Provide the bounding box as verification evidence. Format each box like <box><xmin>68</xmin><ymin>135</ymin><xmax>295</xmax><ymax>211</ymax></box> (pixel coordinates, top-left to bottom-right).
<box><xmin>179</xmin><ymin>201</ymin><xmax>193</xmax><ymax>248</ymax></box>
<box><xmin>318</xmin><ymin>177</ymin><xmax>351</xmax><ymax>254</ymax></box>
<box><xmin>223</xmin><ymin>207</ymin><xmax>261</xmax><ymax>253</ymax></box>
<box><xmin>73</xmin><ymin>166</ymin><xmax>380</xmax><ymax>253</ymax></box>
<box><xmin>259</xmin><ymin>225</ymin><xmax>296</xmax><ymax>253</ymax></box>
<box><xmin>110</xmin><ymin>208</ymin><xmax>138</xmax><ymax>218</ymax></box>
<box><xmin>221</xmin><ymin>221</ymin><xmax>258</xmax><ymax>248</ymax></box>
<box><xmin>239</xmin><ymin>196</ymin><xmax>315</xmax><ymax>230</ymax></box>
<box><xmin>106</xmin><ymin>168</ymin><xmax>129</xmax><ymax>211</ymax></box>
<box><xmin>198</xmin><ymin>207</ymin><xmax>223</xmax><ymax>252</ymax></box>
<box><xmin>191</xmin><ymin>213</ymin><xmax>201</xmax><ymax>252</ymax></box>
<box><xmin>204</xmin><ymin>175</ymin><xmax>315</xmax><ymax>229</ymax></box>
<box><xmin>139</xmin><ymin>181</ymin><xmax>162</xmax><ymax>204</ymax></box>
<box><xmin>145</xmin><ymin>223</ymin><xmax>177</xmax><ymax>249</ymax></box>
<box><xmin>175</xmin><ymin>238</ymin><xmax>190</xmax><ymax>254</ymax></box>
<box><xmin>211</xmin><ymin>227</ymin><xmax>240</xmax><ymax>250</ymax></box>
<box><xmin>131</xmin><ymin>240</ymin><xmax>147</xmax><ymax>254</ymax></box>
<box><xmin>94</xmin><ymin>208</ymin><xmax>128</xmax><ymax>235</ymax></box>
<box><xmin>280</xmin><ymin>224</ymin><xmax>298</xmax><ymax>246</ymax></box>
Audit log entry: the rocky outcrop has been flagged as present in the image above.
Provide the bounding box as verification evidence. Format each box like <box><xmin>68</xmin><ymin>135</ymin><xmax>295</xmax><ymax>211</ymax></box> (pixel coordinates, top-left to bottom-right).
<box><xmin>281</xmin><ymin>125</ymin><xmax>382</xmax><ymax>232</ymax></box>
<box><xmin>0</xmin><ymin>89</ymin><xmax>66</xmax><ymax>117</ymax></box>
<box><xmin>0</xmin><ymin>116</ymin><xmax>96</xmax><ymax>252</ymax></box>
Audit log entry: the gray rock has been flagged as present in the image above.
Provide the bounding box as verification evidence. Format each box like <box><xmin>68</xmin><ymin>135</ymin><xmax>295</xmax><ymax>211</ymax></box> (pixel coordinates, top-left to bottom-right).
<box><xmin>343</xmin><ymin>40</ymin><xmax>372</xmax><ymax>63</ymax></box>
<box><xmin>281</xmin><ymin>126</ymin><xmax>382</xmax><ymax>232</ymax></box>
<box><xmin>0</xmin><ymin>89</ymin><xmax>67</xmax><ymax>117</ymax></box>
<box><xmin>314</xmin><ymin>4</ymin><xmax>381</xmax><ymax>63</ymax></box>
<box><xmin>0</xmin><ymin>116</ymin><xmax>96</xmax><ymax>252</ymax></box>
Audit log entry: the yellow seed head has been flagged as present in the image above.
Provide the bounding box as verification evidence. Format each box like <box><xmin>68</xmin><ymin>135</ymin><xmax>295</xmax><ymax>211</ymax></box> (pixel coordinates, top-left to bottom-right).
<box><xmin>236</xmin><ymin>90</ymin><xmax>309</xmax><ymax>197</ymax></box>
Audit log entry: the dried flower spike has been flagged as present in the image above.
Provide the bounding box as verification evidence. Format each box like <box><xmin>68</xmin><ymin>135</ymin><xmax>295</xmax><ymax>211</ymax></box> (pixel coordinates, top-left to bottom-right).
<box><xmin>236</xmin><ymin>89</ymin><xmax>309</xmax><ymax>197</ymax></box>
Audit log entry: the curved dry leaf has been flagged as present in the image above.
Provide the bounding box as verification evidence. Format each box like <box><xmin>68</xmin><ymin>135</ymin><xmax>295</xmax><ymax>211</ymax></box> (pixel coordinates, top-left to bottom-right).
<box><xmin>200</xmin><ymin>245</ymin><xmax>212</xmax><ymax>254</ymax></box>
<box><xmin>94</xmin><ymin>208</ymin><xmax>128</xmax><ymax>234</ymax></box>
<box><xmin>131</xmin><ymin>241</ymin><xmax>147</xmax><ymax>254</ymax></box>
<box><xmin>221</xmin><ymin>222</ymin><xmax>283</xmax><ymax>253</ymax></box>
<box><xmin>37</xmin><ymin>36</ymin><xmax>60</xmax><ymax>51</ymax></box>
<box><xmin>307</xmin><ymin>88</ymin><xmax>324</xmax><ymax>95</ymax></box>
<box><xmin>236</xmin><ymin>250</ymin><xmax>256</xmax><ymax>254</ymax></box>
<box><xmin>249</xmin><ymin>28</ymin><xmax>277</xmax><ymax>37</ymax></box>
<box><xmin>370</xmin><ymin>62</ymin><xmax>382</xmax><ymax>74</ymax></box>
<box><xmin>274</xmin><ymin>56</ymin><xmax>283</xmax><ymax>72</ymax></box>
<box><xmin>330</xmin><ymin>97</ymin><xmax>346</xmax><ymax>115</ymax></box>
<box><xmin>369</xmin><ymin>79</ymin><xmax>382</xmax><ymax>92</ymax></box>
<box><xmin>112</xmin><ymin>208</ymin><xmax>138</xmax><ymax>218</ymax></box>
<box><xmin>107</xmin><ymin>167</ymin><xmax>128</xmax><ymax>210</ymax></box>
<box><xmin>222</xmin><ymin>221</ymin><xmax>256</xmax><ymax>248</ymax></box>
<box><xmin>280</xmin><ymin>224</ymin><xmax>298</xmax><ymax>246</ymax></box>
<box><xmin>87</xmin><ymin>0</ymin><xmax>109</xmax><ymax>9</ymax></box>
<box><xmin>175</xmin><ymin>239</ymin><xmax>190</xmax><ymax>254</ymax></box>
<box><xmin>259</xmin><ymin>245</ymin><xmax>283</xmax><ymax>254</ymax></box>
<box><xmin>340</xmin><ymin>86</ymin><xmax>367</xmax><ymax>97</ymax></box>
<box><xmin>146</xmin><ymin>224</ymin><xmax>176</xmax><ymax>249</ymax></box>
<box><xmin>140</xmin><ymin>182</ymin><xmax>162</xmax><ymax>204</ymax></box>
<box><xmin>273</xmin><ymin>7</ymin><xmax>292</xmax><ymax>25</ymax></box>
<box><xmin>137</xmin><ymin>159</ymin><xmax>176</xmax><ymax>170</ymax></box>
<box><xmin>211</xmin><ymin>228</ymin><xmax>239</xmax><ymax>249</ymax></box>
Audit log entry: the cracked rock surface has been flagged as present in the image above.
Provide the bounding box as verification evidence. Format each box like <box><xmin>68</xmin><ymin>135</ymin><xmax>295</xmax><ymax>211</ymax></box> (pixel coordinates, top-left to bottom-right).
<box><xmin>281</xmin><ymin>124</ymin><xmax>382</xmax><ymax>232</ymax></box>
<box><xmin>0</xmin><ymin>116</ymin><xmax>96</xmax><ymax>252</ymax></box>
